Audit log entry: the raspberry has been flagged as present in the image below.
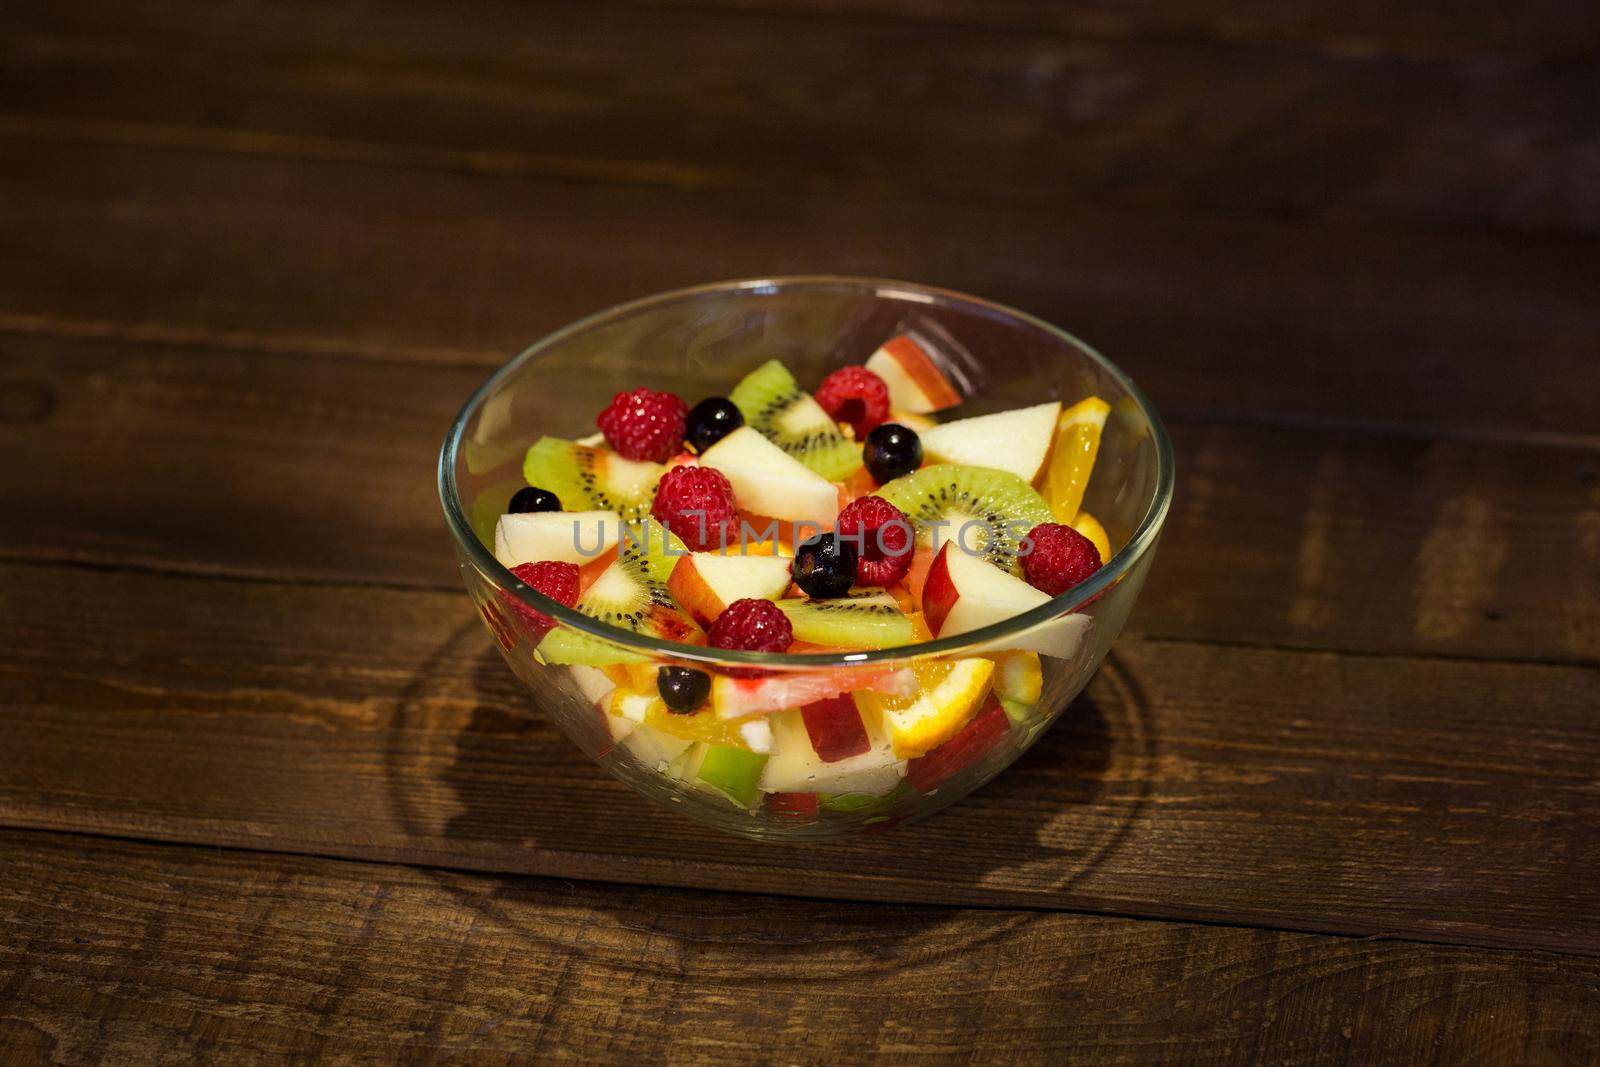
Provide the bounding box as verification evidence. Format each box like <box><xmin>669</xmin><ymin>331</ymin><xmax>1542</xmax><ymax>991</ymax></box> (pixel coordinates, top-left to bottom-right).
<box><xmin>501</xmin><ymin>560</ymin><xmax>581</xmax><ymax>641</ymax></box>
<box><xmin>836</xmin><ymin>495</ymin><xmax>914</xmax><ymax>587</ymax></box>
<box><xmin>597</xmin><ymin>388</ymin><xmax>689</xmax><ymax>462</ymax></box>
<box><xmin>709</xmin><ymin>597</ymin><xmax>794</xmax><ymax>654</ymax></box>
<box><xmin>815</xmin><ymin>366</ymin><xmax>890</xmax><ymax>438</ymax></box>
<box><xmin>1021</xmin><ymin>523</ymin><xmax>1102</xmax><ymax>598</ymax></box>
<box><xmin>651</xmin><ymin>464</ymin><xmax>738</xmax><ymax>551</ymax></box>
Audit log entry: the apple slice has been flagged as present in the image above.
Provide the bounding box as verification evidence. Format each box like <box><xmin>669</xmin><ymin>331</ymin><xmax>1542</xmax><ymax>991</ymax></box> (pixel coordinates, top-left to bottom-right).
<box><xmin>905</xmin><ymin>695</ymin><xmax>1012</xmax><ymax>793</ymax></box>
<box><xmin>759</xmin><ymin>708</ymin><xmax>906</xmax><ymax>796</ymax></box>
<box><xmin>866</xmin><ymin>335</ymin><xmax>964</xmax><ymax>413</ymax></box>
<box><xmin>667</xmin><ymin>552</ymin><xmax>793</xmax><ymax>626</ymax></box>
<box><xmin>800</xmin><ymin>694</ymin><xmax>873</xmax><ymax>762</ymax></box>
<box><xmin>917</xmin><ymin>401</ymin><xmax>1061</xmax><ymax>484</ymax></box>
<box><xmin>494</xmin><ymin>510</ymin><xmax>622</xmax><ymax>568</ymax></box>
<box><xmin>922</xmin><ymin>543</ymin><xmax>1092</xmax><ymax>659</ymax></box>
<box><xmin>698</xmin><ymin>426</ymin><xmax>840</xmax><ymax>528</ymax></box>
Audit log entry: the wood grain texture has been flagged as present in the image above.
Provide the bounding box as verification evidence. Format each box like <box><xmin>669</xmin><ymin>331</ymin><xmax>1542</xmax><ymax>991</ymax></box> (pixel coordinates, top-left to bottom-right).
<box><xmin>5</xmin><ymin>830</ymin><xmax>1598</xmax><ymax>1065</ymax></box>
<box><xmin>2</xmin><ymin>562</ymin><xmax>1596</xmax><ymax>953</ymax></box>
<box><xmin>1</xmin><ymin>139</ymin><xmax>1597</xmax><ymax>441</ymax></box>
<box><xmin>5</xmin><ymin>334</ymin><xmax>1597</xmax><ymax>665</ymax></box>
<box><xmin>5</xmin><ymin>0</ymin><xmax>1599</xmax><ymax>232</ymax></box>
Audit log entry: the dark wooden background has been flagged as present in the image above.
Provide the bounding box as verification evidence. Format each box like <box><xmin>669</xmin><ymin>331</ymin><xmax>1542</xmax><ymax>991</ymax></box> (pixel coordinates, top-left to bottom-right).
<box><xmin>3</xmin><ymin>1</ymin><xmax>1599</xmax><ymax>1062</ymax></box>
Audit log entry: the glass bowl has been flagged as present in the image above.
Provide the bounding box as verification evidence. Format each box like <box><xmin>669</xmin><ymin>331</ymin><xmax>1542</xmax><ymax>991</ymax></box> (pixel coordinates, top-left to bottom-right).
<box><xmin>438</xmin><ymin>277</ymin><xmax>1172</xmax><ymax>839</ymax></box>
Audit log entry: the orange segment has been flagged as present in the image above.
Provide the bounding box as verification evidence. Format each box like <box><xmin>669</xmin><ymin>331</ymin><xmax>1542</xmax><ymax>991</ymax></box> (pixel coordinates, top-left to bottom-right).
<box><xmin>1070</xmin><ymin>511</ymin><xmax>1112</xmax><ymax>565</ymax></box>
<box><xmin>1044</xmin><ymin>397</ymin><xmax>1110</xmax><ymax>522</ymax></box>
<box><xmin>857</xmin><ymin>657</ymin><xmax>994</xmax><ymax>757</ymax></box>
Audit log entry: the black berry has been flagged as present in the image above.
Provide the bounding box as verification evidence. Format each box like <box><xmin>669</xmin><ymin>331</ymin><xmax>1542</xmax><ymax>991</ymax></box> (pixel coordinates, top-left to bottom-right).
<box><xmin>685</xmin><ymin>397</ymin><xmax>744</xmax><ymax>452</ymax></box>
<box><xmin>509</xmin><ymin>486</ymin><xmax>562</xmax><ymax>513</ymax></box>
<box><xmin>863</xmin><ymin>423</ymin><xmax>922</xmax><ymax>484</ymax></box>
<box><xmin>792</xmin><ymin>533</ymin><xmax>859</xmax><ymax>599</ymax></box>
<box><xmin>657</xmin><ymin>665</ymin><xmax>711</xmax><ymax>713</ymax></box>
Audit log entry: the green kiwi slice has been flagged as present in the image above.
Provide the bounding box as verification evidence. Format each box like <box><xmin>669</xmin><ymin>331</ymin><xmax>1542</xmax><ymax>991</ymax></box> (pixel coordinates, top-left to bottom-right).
<box><xmin>775</xmin><ymin>591</ymin><xmax>914</xmax><ymax>648</ymax></box>
<box><xmin>539</xmin><ymin>520</ymin><xmax>701</xmax><ymax>665</ymax></box>
<box><xmin>876</xmin><ymin>464</ymin><xmax>1053</xmax><ymax>575</ymax></box>
<box><xmin>523</xmin><ymin>437</ymin><xmax>663</xmax><ymax>521</ymax></box>
<box><xmin>728</xmin><ymin>359</ymin><xmax>863</xmax><ymax>482</ymax></box>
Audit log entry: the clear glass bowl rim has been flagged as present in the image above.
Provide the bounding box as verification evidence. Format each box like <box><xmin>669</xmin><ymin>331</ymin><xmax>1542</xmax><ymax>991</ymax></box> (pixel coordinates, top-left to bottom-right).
<box><xmin>438</xmin><ymin>276</ymin><xmax>1175</xmax><ymax>669</ymax></box>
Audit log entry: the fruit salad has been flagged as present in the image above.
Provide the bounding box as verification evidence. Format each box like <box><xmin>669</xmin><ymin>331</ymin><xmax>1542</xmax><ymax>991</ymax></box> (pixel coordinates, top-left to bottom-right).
<box><xmin>488</xmin><ymin>332</ymin><xmax>1117</xmax><ymax>826</ymax></box>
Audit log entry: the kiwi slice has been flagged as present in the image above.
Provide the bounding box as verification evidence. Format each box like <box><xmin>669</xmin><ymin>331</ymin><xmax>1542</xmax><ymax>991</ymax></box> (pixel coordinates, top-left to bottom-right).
<box><xmin>776</xmin><ymin>591</ymin><xmax>914</xmax><ymax>648</ymax></box>
<box><xmin>729</xmin><ymin>360</ymin><xmax>863</xmax><ymax>482</ymax></box>
<box><xmin>523</xmin><ymin>436</ymin><xmax>663</xmax><ymax>521</ymax></box>
<box><xmin>877</xmin><ymin>464</ymin><xmax>1053</xmax><ymax>575</ymax></box>
<box><xmin>540</xmin><ymin>519</ymin><xmax>702</xmax><ymax>665</ymax></box>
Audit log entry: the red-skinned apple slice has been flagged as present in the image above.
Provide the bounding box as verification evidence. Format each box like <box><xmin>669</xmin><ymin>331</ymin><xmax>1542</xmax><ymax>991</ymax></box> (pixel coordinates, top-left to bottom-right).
<box><xmin>699</xmin><ymin>426</ymin><xmax>839</xmax><ymax>528</ymax></box>
<box><xmin>916</xmin><ymin>402</ymin><xmax>1061</xmax><ymax>484</ymax></box>
<box><xmin>905</xmin><ymin>694</ymin><xmax>1012</xmax><ymax>792</ymax></box>
<box><xmin>712</xmin><ymin>666</ymin><xmax>916</xmax><ymax>720</ymax></box>
<box><xmin>800</xmin><ymin>694</ymin><xmax>873</xmax><ymax>762</ymax></box>
<box><xmin>921</xmin><ymin>542</ymin><xmax>1092</xmax><ymax>658</ymax></box>
<box><xmin>866</xmin><ymin>336</ymin><xmax>963</xmax><ymax>413</ymax></box>
<box><xmin>667</xmin><ymin>552</ymin><xmax>793</xmax><ymax>627</ymax></box>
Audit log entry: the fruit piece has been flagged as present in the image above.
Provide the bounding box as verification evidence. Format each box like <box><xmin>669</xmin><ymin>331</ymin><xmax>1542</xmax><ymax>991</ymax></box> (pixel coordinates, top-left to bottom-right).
<box><xmin>775</xmin><ymin>591</ymin><xmax>914</xmax><ymax>648</ymax></box>
<box><xmin>728</xmin><ymin>359</ymin><xmax>862</xmax><ymax>481</ymax></box>
<box><xmin>538</xmin><ymin>519</ymin><xmax>703</xmax><ymax>665</ymax></box>
<box><xmin>876</xmin><ymin>465</ymin><xmax>1052</xmax><ymax>575</ymax></box>
<box><xmin>651</xmin><ymin>464</ymin><xmax>739</xmax><ymax>551</ymax></box>
<box><xmin>707</xmin><ymin>597</ymin><xmax>794</xmax><ymax>654</ymax></box>
<box><xmin>920</xmin><ymin>543</ymin><xmax>1092</xmax><ymax>658</ymax></box>
<box><xmin>501</xmin><ymin>561</ymin><xmax>581</xmax><ymax>641</ymax></box>
<box><xmin>494</xmin><ymin>509</ymin><xmax>623</xmax><ymax>568</ymax></box>
<box><xmin>713</xmin><ymin>666</ymin><xmax>917</xmax><ymax>720</ymax></box>
<box><xmin>865</xmin><ymin>335</ymin><xmax>963</xmax><ymax>413</ymax></box>
<box><xmin>523</xmin><ymin>437</ymin><xmax>664</xmax><ymax>521</ymax></box>
<box><xmin>836</xmin><ymin>496</ymin><xmax>914</xmax><ymax>587</ymax></box>
<box><xmin>857</xmin><ymin>656</ymin><xmax>994</xmax><ymax>758</ymax></box>
<box><xmin>657</xmin><ymin>664</ymin><xmax>712</xmax><ymax>712</ymax></box>
<box><xmin>758</xmin><ymin>708</ymin><xmax>906</xmax><ymax>795</ymax></box>
<box><xmin>1070</xmin><ymin>510</ymin><xmax>1112</xmax><ymax>565</ymax></box>
<box><xmin>696</xmin><ymin>744</ymin><xmax>770</xmax><ymax>807</ymax></box>
<box><xmin>698</xmin><ymin>426</ymin><xmax>840</xmax><ymax>528</ymax></box>
<box><xmin>596</xmin><ymin>388</ymin><xmax>689</xmax><ymax>462</ymax></box>
<box><xmin>766</xmin><ymin>791</ymin><xmax>820</xmax><ymax>818</ymax></box>
<box><xmin>888</xmin><ymin>409</ymin><xmax>938</xmax><ymax>433</ymax></box>
<box><xmin>998</xmin><ymin>697</ymin><xmax>1033</xmax><ymax>725</ymax></box>
<box><xmin>618</xmin><ymin>723</ymin><xmax>695</xmax><ymax>771</ymax></box>
<box><xmin>630</xmin><ymin>691</ymin><xmax>772</xmax><ymax>751</ymax></box>
<box><xmin>508</xmin><ymin>486</ymin><xmax>561</xmax><ymax>513</ymax></box>
<box><xmin>815</xmin><ymin>366</ymin><xmax>891</xmax><ymax>438</ymax></box>
<box><xmin>791</xmin><ymin>532</ymin><xmax>858</xmax><ymax>600</ymax></box>
<box><xmin>1043</xmin><ymin>396</ymin><xmax>1111</xmax><ymax>522</ymax></box>
<box><xmin>1021</xmin><ymin>522</ymin><xmax>1103</xmax><ymax>596</ymax></box>
<box><xmin>917</xmin><ymin>401</ymin><xmax>1061</xmax><ymax>483</ymax></box>
<box><xmin>667</xmin><ymin>552</ymin><xmax>793</xmax><ymax>626</ymax></box>
<box><xmin>990</xmin><ymin>649</ymin><xmax>1043</xmax><ymax>707</ymax></box>
<box><xmin>800</xmin><ymin>694</ymin><xmax>872</xmax><ymax>761</ymax></box>
<box><xmin>863</xmin><ymin>423</ymin><xmax>923</xmax><ymax>485</ymax></box>
<box><xmin>905</xmin><ymin>695</ymin><xmax>1011</xmax><ymax>792</ymax></box>
<box><xmin>665</xmin><ymin>741</ymin><xmax>710</xmax><ymax>782</ymax></box>
<box><xmin>685</xmin><ymin>396</ymin><xmax>744</xmax><ymax>452</ymax></box>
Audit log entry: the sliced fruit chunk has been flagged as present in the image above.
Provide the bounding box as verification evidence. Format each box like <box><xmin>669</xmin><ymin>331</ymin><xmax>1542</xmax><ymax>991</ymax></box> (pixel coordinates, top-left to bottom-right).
<box><xmin>905</xmin><ymin>695</ymin><xmax>1012</xmax><ymax>792</ymax></box>
<box><xmin>539</xmin><ymin>519</ymin><xmax>703</xmax><ymax>665</ymax></box>
<box><xmin>990</xmin><ymin>650</ymin><xmax>1043</xmax><ymax>706</ymax></box>
<box><xmin>856</xmin><ymin>655</ymin><xmax>994</xmax><ymax>758</ymax></box>
<box><xmin>766</xmin><ymin>791</ymin><xmax>821</xmax><ymax>818</ymax></box>
<box><xmin>493</xmin><ymin>510</ymin><xmax>621</xmax><ymax>568</ymax></box>
<box><xmin>921</xmin><ymin>543</ymin><xmax>1093</xmax><ymax>659</ymax></box>
<box><xmin>523</xmin><ymin>436</ymin><xmax>664</xmax><ymax>520</ymax></box>
<box><xmin>728</xmin><ymin>359</ymin><xmax>862</xmax><ymax>481</ymax></box>
<box><xmin>917</xmin><ymin>401</ymin><xmax>1060</xmax><ymax>483</ymax></box>
<box><xmin>624</xmin><ymin>689</ymin><xmax>774</xmax><ymax>752</ymax></box>
<box><xmin>1044</xmin><ymin>396</ymin><xmax>1111</xmax><ymax>522</ymax></box>
<box><xmin>712</xmin><ymin>665</ymin><xmax>917</xmax><ymax>720</ymax></box>
<box><xmin>774</xmin><ymin>590</ymin><xmax>914</xmax><ymax>648</ymax></box>
<box><xmin>1070</xmin><ymin>510</ymin><xmax>1113</xmax><ymax>566</ymax></box>
<box><xmin>758</xmin><ymin>708</ymin><xmax>906</xmax><ymax>796</ymax></box>
<box><xmin>877</xmin><ymin>464</ymin><xmax>1052</xmax><ymax>575</ymax></box>
<box><xmin>699</xmin><ymin>426</ymin><xmax>840</xmax><ymax>528</ymax></box>
<box><xmin>800</xmin><ymin>694</ymin><xmax>872</xmax><ymax>762</ymax></box>
<box><xmin>667</xmin><ymin>552</ymin><xmax>793</xmax><ymax>627</ymax></box>
<box><xmin>865</xmin><ymin>335</ymin><xmax>963</xmax><ymax>413</ymax></box>
<box><xmin>618</xmin><ymin>723</ymin><xmax>695</xmax><ymax>771</ymax></box>
<box><xmin>697</xmin><ymin>744</ymin><xmax>769</xmax><ymax>807</ymax></box>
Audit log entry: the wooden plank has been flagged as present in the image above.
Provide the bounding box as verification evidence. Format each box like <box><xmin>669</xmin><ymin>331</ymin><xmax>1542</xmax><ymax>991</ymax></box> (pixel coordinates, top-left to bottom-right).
<box><xmin>5</xmin><ymin>0</ymin><xmax>1599</xmax><ymax>232</ymax></box>
<box><xmin>2</xmin><ymin>563</ymin><xmax>1596</xmax><ymax>952</ymax></box>
<box><xmin>5</xmin><ymin>830</ymin><xmax>1598</xmax><ymax>1064</ymax></box>
<box><xmin>1</xmin><ymin>139</ymin><xmax>1597</xmax><ymax>439</ymax></box>
<box><xmin>5</xmin><ymin>334</ymin><xmax>1597</xmax><ymax>664</ymax></box>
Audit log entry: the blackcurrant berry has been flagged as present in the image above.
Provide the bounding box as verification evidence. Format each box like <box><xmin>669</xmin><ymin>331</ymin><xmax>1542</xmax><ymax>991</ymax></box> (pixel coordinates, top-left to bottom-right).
<box><xmin>792</xmin><ymin>533</ymin><xmax>859</xmax><ymax>599</ymax></box>
<box><xmin>657</xmin><ymin>665</ymin><xmax>711</xmax><ymax>713</ymax></box>
<box><xmin>509</xmin><ymin>486</ymin><xmax>562</xmax><ymax>513</ymax></box>
<box><xmin>685</xmin><ymin>397</ymin><xmax>744</xmax><ymax>453</ymax></box>
<box><xmin>863</xmin><ymin>423</ymin><xmax>922</xmax><ymax>484</ymax></box>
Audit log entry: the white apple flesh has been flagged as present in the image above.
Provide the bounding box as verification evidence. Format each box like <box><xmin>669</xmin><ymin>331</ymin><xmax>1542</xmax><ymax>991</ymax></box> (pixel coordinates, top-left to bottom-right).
<box><xmin>921</xmin><ymin>543</ymin><xmax>1091</xmax><ymax>659</ymax></box>
<box><xmin>698</xmin><ymin>426</ymin><xmax>840</xmax><ymax>527</ymax></box>
<box><xmin>917</xmin><ymin>401</ymin><xmax>1061</xmax><ymax>483</ymax></box>
<box><xmin>494</xmin><ymin>509</ymin><xmax>622</xmax><ymax>568</ymax></box>
<box><xmin>865</xmin><ymin>335</ymin><xmax>964</xmax><ymax>413</ymax></box>
<box><xmin>759</xmin><ymin>709</ymin><xmax>906</xmax><ymax>796</ymax></box>
<box><xmin>666</xmin><ymin>552</ymin><xmax>794</xmax><ymax>626</ymax></box>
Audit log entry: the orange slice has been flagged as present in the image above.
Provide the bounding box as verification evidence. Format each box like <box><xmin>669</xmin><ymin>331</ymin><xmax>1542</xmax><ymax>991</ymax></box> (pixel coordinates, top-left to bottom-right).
<box><xmin>1043</xmin><ymin>397</ymin><xmax>1110</xmax><ymax>522</ymax></box>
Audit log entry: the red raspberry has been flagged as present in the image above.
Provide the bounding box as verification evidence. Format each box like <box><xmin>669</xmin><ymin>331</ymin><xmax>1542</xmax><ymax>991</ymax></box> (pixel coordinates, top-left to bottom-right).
<box><xmin>815</xmin><ymin>366</ymin><xmax>890</xmax><ymax>438</ymax></box>
<box><xmin>1021</xmin><ymin>523</ymin><xmax>1102</xmax><ymax>598</ymax></box>
<box><xmin>597</xmin><ymin>388</ymin><xmax>689</xmax><ymax>462</ymax></box>
<box><xmin>836</xmin><ymin>495</ymin><xmax>914</xmax><ymax>587</ymax></box>
<box><xmin>501</xmin><ymin>561</ymin><xmax>581</xmax><ymax>641</ymax></box>
<box><xmin>708</xmin><ymin>597</ymin><xmax>794</xmax><ymax>654</ymax></box>
<box><xmin>651</xmin><ymin>464</ymin><xmax>738</xmax><ymax>551</ymax></box>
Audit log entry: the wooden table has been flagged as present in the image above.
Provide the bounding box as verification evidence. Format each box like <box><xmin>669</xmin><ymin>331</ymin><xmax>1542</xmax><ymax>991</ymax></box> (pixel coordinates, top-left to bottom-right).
<box><xmin>3</xmin><ymin>2</ymin><xmax>1599</xmax><ymax>1062</ymax></box>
